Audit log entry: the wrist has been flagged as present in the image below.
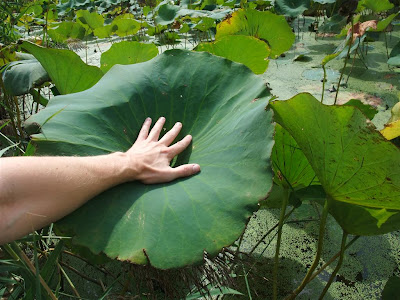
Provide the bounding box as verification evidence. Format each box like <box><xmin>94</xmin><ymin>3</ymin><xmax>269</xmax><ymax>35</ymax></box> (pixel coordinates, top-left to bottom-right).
<box><xmin>108</xmin><ymin>151</ymin><xmax>139</xmax><ymax>183</ymax></box>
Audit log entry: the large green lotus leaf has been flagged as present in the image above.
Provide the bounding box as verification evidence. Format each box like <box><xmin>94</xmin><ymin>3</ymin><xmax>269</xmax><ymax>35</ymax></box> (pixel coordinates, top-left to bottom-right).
<box><xmin>100</xmin><ymin>41</ymin><xmax>158</xmax><ymax>73</ymax></box>
<box><xmin>270</xmin><ymin>93</ymin><xmax>400</xmax><ymax>235</ymax></box>
<box><xmin>2</xmin><ymin>59</ymin><xmax>50</xmax><ymax>96</ymax></box>
<box><xmin>195</xmin><ymin>35</ymin><xmax>270</xmax><ymax>74</ymax></box>
<box><xmin>25</xmin><ymin>50</ymin><xmax>274</xmax><ymax>269</ymax></box>
<box><xmin>215</xmin><ymin>9</ymin><xmax>295</xmax><ymax>58</ymax></box>
<box><xmin>21</xmin><ymin>42</ymin><xmax>104</xmax><ymax>95</ymax></box>
<box><xmin>274</xmin><ymin>0</ymin><xmax>311</xmax><ymax>17</ymax></box>
<box><xmin>48</xmin><ymin>22</ymin><xmax>86</xmax><ymax>44</ymax></box>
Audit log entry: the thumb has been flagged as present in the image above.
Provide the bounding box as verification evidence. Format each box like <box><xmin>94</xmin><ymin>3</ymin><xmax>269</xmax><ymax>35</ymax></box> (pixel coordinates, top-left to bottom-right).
<box><xmin>169</xmin><ymin>164</ymin><xmax>201</xmax><ymax>181</ymax></box>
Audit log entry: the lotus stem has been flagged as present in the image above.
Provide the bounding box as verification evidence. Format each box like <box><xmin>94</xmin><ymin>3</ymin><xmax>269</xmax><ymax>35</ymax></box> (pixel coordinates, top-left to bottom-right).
<box><xmin>308</xmin><ymin>235</ymin><xmax>359</xmax><ymax>283</ymax></box>
<box><xmin>285</xmin><ymin>199</ymin><xmax>329</xmax><ymax>300</ymax></box>
<box><xmin>318</xmin><ymin>231</ymin><xmax>348</xmax><ymax>299</ymax></box>
<box><xmin>334</xmin><ymin>16</ymin><xmax>354</xmax><ymax>105</ymax></box>
<box><xmin>273</xmin><ymin>188</ymin><xmax>290</xmax><ymax>300</ymax></box>
<box><xmin>321</xmin><ymin>64</ymin><xmax>327</xmax><ymax>103</ymax></box>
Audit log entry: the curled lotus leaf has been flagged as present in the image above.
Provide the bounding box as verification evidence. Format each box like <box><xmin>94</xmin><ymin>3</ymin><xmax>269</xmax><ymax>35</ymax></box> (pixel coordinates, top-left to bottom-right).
<box><xmin>25</xmin><ymin>50</ymin><xmax>274</xmax><ymax>269</ymax></box>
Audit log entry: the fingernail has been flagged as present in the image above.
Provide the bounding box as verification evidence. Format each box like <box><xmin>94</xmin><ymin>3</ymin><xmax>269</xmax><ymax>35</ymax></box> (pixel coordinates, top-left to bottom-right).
<box><xmin>159</xmin><ymin>116</ymin><xmax>165</xmax><ymax>121</ymax></box>
<box><xmin>146</xmin><ymin>117</ymin><xmax>151</xmax><ymax>122</ymax></box>
<box><xmin>176</xmin><ymin>122</ymin><xmax>182</xmax><ymax>127</ymax></box>
<box><xmin>192</xmin><ymin>164</ymin><xmax>200</xmax><ymax>173</ymax></box>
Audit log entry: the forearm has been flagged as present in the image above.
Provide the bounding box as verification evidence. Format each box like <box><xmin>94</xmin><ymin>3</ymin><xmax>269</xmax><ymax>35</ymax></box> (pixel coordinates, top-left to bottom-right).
<box><xmin>0</xmin><ymin>152</ymin><xmax>130</xmax><ymax>244</ymax></box>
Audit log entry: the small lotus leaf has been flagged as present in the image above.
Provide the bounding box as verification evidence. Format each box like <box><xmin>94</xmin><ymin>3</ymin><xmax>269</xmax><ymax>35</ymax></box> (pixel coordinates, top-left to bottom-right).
<box><xmin>25</xmin><ymin>50</ymin><xmax>274</xmax><ymax>269</ymax></box>
<box><xmin>76</xmin><ymin>10</ymin><xmax>104</xmax><ymax>32</ymax></box>
<box><xmin>195</xmin><ymin>35</ymin><xmax>270</xmax><ymax>74</ymax></box>
<box><xmin>100</xmin><ymin>41</ymin><xmax>158</xmax><ymax>73</ymax></box>
<box><xmin>274</xmin><ymin>0</ymin><xmax>311</xmax><ymax>17</ymax></box>
<box><xmin>48</xmin><ymin>22</ymin><xmax>86</xmax><ymax>43</ymax></box>
<box><xmin>216</xmin><ymin>9</ymin><xmax>295</xmax><ymax>58</ymax></box>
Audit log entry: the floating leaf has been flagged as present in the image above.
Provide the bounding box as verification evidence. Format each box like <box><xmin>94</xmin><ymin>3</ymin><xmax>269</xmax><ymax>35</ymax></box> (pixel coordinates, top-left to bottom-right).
<box><xmin>25</xmin><ymin>50</ymin><xmax>274</xmax><ymax>269</ymax></box>
<box><xmin>216</xmin><ymin>9</ymin><xmax>295</xmax><ymax>58</ymax></box>
<box><xmin>21</xmin><ymin>42</ymin><xmax>103</xmax><ymax>95</ymax></box>
<box><xmin>100</xmin><ymin>41</ymin><xmax>158</xmax><ymax>73</ymax></box>
<box><xmin>195</xmin><ymin>35</ymin><xmax>270</xmax><ymax>74</ymax></box>
<box><xmin>270</xmin><ymin>93</ymin><xmax>400</xmax><ymax>235</ymax></box>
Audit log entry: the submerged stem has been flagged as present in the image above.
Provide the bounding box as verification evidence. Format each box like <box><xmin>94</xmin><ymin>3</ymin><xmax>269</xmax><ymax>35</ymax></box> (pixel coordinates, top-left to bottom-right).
<box><xmin>273</xmin><ymin>188</ymin><xmax>290</xmax><ymax>300</ymax></box>
<box><xmin>285</xmin><ymin>199</ymin><xmax>329</xmax><ymax>300</ymax></box>
<box><xmin>318</xmin><ymin>231</ymin><xmax>348</xmax><ymax>299</ymax></box>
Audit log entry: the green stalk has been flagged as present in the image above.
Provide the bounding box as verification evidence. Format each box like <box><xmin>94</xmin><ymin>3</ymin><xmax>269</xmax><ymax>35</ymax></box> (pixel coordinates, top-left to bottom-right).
<box><xmin>308</xmin><ymin>235</ymin><xmax>359</xmax><ymax>282</ymax></box>
<box><xmin>334</xmin><ymin>16</ymin><xmax>354</xmax><ymax>105</ymax></box>
<box><xmin>318</xmin><ymin>231</ymin><xmax>348</xmax><ymax>299</ymax></box>
<box><xmin>273</xmin><ymin>188</ymin><xmax>290</xmax><ymax>300</ymax></box>
<box><xmin>285</xmin><ymin>199</ymin><xmax>329</xmax><ymax>300</ymax></box>
<box><xmin>321</xmin><ymin>64</ymin><xmax>327</xmax><ymax>103</ymax></box>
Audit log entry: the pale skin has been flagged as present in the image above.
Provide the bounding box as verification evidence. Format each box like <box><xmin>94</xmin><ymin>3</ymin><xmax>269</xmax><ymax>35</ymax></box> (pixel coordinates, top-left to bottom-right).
<box><xmin>0</xmin><ymin>117</ymin><xmax>200</xmax><ymax>245</ymax></box>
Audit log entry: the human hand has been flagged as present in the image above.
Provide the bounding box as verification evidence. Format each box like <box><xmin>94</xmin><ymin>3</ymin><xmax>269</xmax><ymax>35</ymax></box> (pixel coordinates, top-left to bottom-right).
<box><xmin>124</xmin><ymin>117</ymin><xmax>200</xmax><ymax>184</ymax></box>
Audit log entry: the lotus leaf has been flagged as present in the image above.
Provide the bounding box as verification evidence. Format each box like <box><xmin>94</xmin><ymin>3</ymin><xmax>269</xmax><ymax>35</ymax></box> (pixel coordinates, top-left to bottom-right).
<box><xmin>25</xmin><ymin>50</ymin><xmax>274</xmax><ymax>269</ymax></box>
<box><xmin>48</xmin><ymin>21</ymin><xmax>86</xmax><ymax>43</ymax></box>
<box><xmin>155</xmin><ymin>3</ymin><xmax>180</xmax><ymax>25</ymax></box>
<box><xmin>100</xmin><ymin>41</ymin><xmax>158</xmax><ymax>73</ymax></box>
<box><xmin>270</xmin><ymin>93</ymin><xmax>400</xmax><ymax>235</ymax></box>
<box><xmin>94</xmin><ymin>24</ymin><xmax>117</xmax><ymax>39</ymax></box>
<box><xmin>388</xmin><ymin>41</ymin><xmax>400</xmax><ymax>67</ymax></box>
<box><xmin>76</xmin><ymin>10</ymin><xmax>104</xmax><ymax>32</ymax></box>
<box><xmin>271</xmin><ymin>124</ymin><xmax>316</xmax><ymax>191</ymax></box>
<box><xmin>342</xmin><ymin>99</ymin><xmax>378</xmax><ymax>120</ymax></box>
<box><xmin>274</xmin><ymin>0</ymin><xmax>311</xmax><ymax>17</ymax></box>
<box><xmin>22</xmin><ymin>42</ymin><xmax>104</xmax><ymax>95</ymax></box>
<box><xmin>215</xmin><ymin>9</ymin><xmax>295</xmax><ymax>58</ymax></box>
<box><xmin>313</xmin><ymin>0</ymin><xmax>336</xmax><ymax>3</ymax></box>
<box><xmin>2</xmin><ymin>59</ymin><xmax>50</xmax><ymax>96</ymax></box>
<box><xmin>112</xmin><ymin>15</ymin><xmax>141</xmax><ymax>37</ymax></box>
<box><xmin>195</xmin><ymin>35</ymin><xmax>270</xmax><ymax>74</ymax></box>
<box><xmin>358</xmin><ymin>0</ymin><xmax>394</xmax><ymax>13</ymax></box>
<box><xmin>382</xmin><ymin>276</ymin><xmax>400</xmax><ymax>300</ymax></box>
